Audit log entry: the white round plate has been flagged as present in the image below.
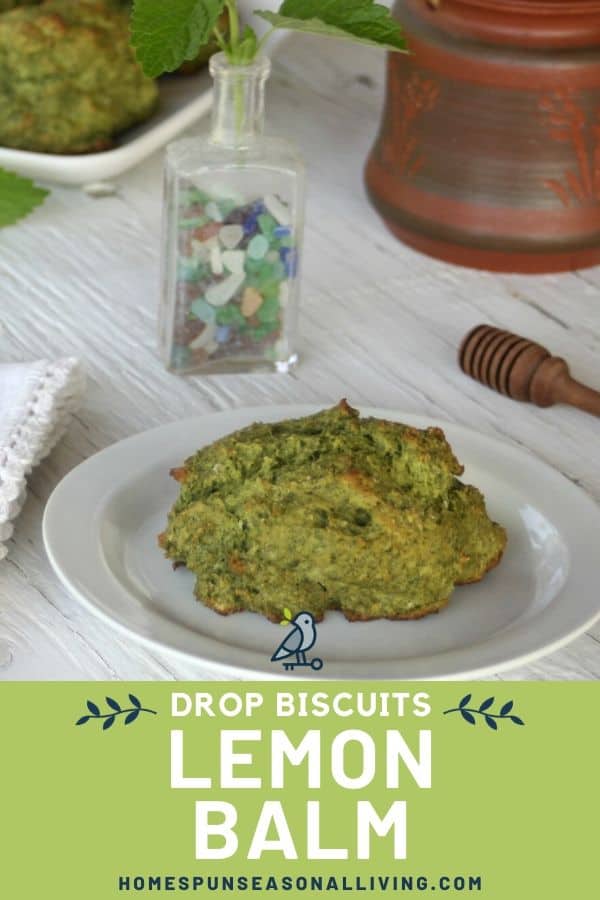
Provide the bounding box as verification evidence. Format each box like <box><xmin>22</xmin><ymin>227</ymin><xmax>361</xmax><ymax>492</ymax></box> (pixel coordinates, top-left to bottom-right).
<box><xmin>43</xmin><ymin>406</ymin><xmax>600</xmax><ymax>679</ymax></box>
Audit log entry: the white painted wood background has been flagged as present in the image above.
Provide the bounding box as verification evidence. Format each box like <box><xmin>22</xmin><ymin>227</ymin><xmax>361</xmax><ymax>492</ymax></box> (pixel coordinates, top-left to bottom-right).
<box><xmin>0</xmin><ymin>36</ymin><xmax>599</xmax><ymax>681</ymax></box>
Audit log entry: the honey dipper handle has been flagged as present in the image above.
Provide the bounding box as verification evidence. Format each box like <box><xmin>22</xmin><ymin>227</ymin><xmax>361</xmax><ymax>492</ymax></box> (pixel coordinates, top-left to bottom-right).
<box><xmin>530</xmin><ymin>357</ymin><xmax>600</xmax><ymax>417</ymax></box>
<box><xmin>558</xmin><ymin>377</ymin><xmax>600</xmax><ymax>417</ymax></box>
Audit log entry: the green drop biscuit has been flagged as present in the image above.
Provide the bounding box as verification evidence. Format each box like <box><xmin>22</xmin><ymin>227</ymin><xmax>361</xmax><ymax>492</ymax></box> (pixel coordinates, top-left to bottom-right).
<box><xmin>160</xmin><ymin>401</ymin><xmax>507</xmax><ymax>622</ymax></box>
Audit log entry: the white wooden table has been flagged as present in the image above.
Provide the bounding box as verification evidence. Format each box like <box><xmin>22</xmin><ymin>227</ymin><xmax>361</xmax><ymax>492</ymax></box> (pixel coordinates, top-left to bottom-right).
<box><xmin>1</xmin><ymin>37</ymin><xmax>599</xmax><ymax>681</ymax></box>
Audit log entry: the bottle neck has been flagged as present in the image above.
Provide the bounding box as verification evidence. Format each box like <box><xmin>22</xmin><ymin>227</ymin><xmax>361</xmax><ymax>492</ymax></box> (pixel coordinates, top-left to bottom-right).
<box><xmin>209</xmin><ymin>53</ymin><xmax>271</xmax><ymax>147</ymax></box>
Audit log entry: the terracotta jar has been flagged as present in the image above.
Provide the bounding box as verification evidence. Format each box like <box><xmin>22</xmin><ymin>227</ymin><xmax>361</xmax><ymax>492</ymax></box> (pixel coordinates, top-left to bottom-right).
<box><xmin>365</xmin><ymin>0</ymin><xmax>600</xmax><ymax>272</ymax></box>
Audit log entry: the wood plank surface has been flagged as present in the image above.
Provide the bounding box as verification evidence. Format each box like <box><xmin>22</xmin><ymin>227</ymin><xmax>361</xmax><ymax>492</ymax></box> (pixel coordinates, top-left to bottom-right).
<box><xmin>1</xmin><ymin>37</ymin><xmax>598</xmax><ymax>680</ymax></box>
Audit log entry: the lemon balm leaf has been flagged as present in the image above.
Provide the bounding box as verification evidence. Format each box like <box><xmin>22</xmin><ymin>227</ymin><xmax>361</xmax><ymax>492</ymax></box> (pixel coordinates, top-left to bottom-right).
<box><xmin>236</xmin><ymin>24</ymin><xmax>258</xmax><ymax>63</ymax></box>
<box><xmin>131</xmin><ymin>0</ymin><xmax>226</xmax><ymax>77</ymax></box>
<box><xmin>0</xmin><ymin>168</ymin><xmax>48</xmax><ymax>228</ymax></box>
<box><xmin>256</xmin><ymin>0</ymin><xmax>407</xmax><ymax>52</ymax></box>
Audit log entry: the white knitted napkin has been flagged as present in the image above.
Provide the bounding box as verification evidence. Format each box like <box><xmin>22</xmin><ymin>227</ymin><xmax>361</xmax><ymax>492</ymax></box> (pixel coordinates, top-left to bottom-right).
<box><xmin>0</xmin><ymin>358</ymin><xmax>85</xmax><ymax>559</ymax></box>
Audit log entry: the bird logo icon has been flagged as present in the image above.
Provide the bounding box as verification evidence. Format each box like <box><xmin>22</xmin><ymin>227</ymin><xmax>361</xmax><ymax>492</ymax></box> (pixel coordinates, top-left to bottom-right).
<box><xmin>270</xmin><ymin>610</ymin><xmax>324</xmax><ymax>672</ymax></box>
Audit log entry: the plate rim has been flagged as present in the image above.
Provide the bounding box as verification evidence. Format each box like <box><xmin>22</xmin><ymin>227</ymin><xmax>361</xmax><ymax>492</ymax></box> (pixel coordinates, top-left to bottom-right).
<box><xmin>43</xmin><ymin>405</ymin><xmax>600</xmax><ymax>679</ymax></box>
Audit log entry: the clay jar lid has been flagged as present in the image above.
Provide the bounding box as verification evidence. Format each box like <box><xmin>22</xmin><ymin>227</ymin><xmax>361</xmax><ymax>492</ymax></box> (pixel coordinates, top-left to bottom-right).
<box><xmin>408</xmin><ymin>0</ymin><xmax>600</xmax><ymax>48</ymax></box>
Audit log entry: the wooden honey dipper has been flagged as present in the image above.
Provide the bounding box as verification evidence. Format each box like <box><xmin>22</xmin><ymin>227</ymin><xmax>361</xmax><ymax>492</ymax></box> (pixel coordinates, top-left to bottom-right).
<box><xmin>459</xmin><ymin>324</ymin><xmax>600</xmax><ymax>417</ymax></box>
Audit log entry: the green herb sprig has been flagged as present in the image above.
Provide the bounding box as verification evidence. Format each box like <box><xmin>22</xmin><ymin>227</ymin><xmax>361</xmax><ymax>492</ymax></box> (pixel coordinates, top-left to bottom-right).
<box><xmin>131</xmin><ymin>0</ymin><xmax>407</xmax><ymax>76</ymax></box>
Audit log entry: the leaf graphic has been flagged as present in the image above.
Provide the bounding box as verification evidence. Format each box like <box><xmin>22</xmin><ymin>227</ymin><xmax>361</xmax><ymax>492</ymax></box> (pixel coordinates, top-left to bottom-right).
<box><xmin>284</xmin><ymin>607</ymin><xmax>292</xmax><ymax>620</ymax></box>
<box><xmin>446</xmin><ymin>696</ymin><xmax>524</xmax><ymax>731</ymax></box>
<box><xmin>87</xmin><ymin>701</ymin><xmax>100</xmax><ymax>716</ymax></box>
<box><xmin>106</xmin><ymin>697</ymin><xmax>121</xmax><ymax>712</ymax></box>
<box><xmin>103</xmin><ymin>716</ymin><xmax>116</xmax><ymax>731</ymax></box>
<box><xmin>75</xmin><ymin>716</ymin><xmax>90</xmax><ymax>726</ymax></box>
<box><xmin>125</xmin><ymin>709</ymin><xmax>140</xmax><ymax>725</ymax></box>
<box><xmin>129</xmin><ymin>694</ymin><xmax>142</xmax><ymax>709</ymax></box>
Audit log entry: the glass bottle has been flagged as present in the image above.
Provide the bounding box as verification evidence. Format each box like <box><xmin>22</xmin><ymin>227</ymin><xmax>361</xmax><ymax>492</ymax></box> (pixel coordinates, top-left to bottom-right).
<box><xmin>159</xmin><ymin>53</ymin><xmax>305</xmax><ymax>375</ymax></box>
